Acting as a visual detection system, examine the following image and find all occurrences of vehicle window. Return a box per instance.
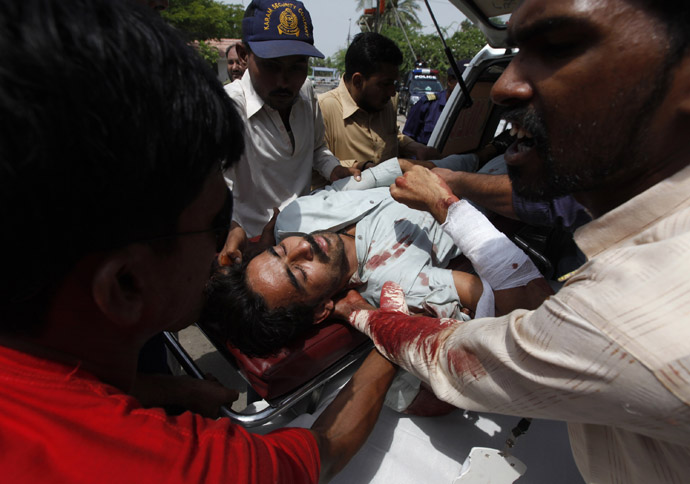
[410,79,443,92]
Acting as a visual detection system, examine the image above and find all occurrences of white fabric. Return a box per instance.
[223,71,340,237]
[355,163,690,483]
[328,156,401,191]
[474,277,495,319]
[442,199,542,290]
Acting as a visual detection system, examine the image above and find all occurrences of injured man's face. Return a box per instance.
[246,230,354,310]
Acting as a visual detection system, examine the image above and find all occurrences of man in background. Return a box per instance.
[403,60,469,146]
[316,32,440,189]
[225,41,246,82]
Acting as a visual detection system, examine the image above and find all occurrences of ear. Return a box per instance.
[91,250,146,329]
[351,72,364,90]
[678,62,690,115]
[312,299,335,325]
[236,42,249,64]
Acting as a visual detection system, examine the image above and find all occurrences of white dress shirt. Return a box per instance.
[224,71,340,237]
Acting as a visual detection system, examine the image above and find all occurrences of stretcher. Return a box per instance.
[164,318,372,427]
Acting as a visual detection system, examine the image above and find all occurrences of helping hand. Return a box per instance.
[330,164,361,182]
[218,223,246,266]
[332,289,375,321]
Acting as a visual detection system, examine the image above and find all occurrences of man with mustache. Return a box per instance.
[202,159,546,358]
[314,32,441,189]
[342,1,690,482]
[0,0,400,482]
[225,41,246,83]
[203,160,547,412]
[220,0,357,266]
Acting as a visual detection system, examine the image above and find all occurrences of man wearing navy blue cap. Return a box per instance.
[219,0,358,266]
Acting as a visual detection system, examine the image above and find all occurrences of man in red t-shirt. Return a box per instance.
[0,0,395,483]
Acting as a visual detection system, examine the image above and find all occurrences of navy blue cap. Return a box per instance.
[242,0,324,59]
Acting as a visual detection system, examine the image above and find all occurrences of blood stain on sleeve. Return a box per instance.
[447,347,487,380]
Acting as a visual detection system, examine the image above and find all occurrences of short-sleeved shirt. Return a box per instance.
[402,90,448,145]
[224,71,340,237]
[0,344,320,484]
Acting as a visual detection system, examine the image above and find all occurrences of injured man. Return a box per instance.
[201,159,546,412]
[202,159,545,357]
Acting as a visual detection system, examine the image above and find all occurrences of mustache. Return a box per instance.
[269,88,294,97]
[503,106,548,143]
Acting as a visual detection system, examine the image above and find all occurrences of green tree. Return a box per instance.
[162,0,243,41]
[356,0,422,33]
[446,20,487,62]
[197,40,221,69]
[380,19,486,79]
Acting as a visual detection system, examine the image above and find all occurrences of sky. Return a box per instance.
[221,0,469,59]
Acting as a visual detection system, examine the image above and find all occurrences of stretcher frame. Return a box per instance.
[163,327,373,427]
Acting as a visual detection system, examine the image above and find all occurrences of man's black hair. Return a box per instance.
[344,32,403,82]
[225,41,240,57]
[0,0,244,333]
[200,262,316,358]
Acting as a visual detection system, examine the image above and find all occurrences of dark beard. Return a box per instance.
[505,63,670,203]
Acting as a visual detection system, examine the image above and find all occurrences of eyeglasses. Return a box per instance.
[142,188,233,253]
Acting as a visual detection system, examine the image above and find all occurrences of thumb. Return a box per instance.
[379,281,409,314]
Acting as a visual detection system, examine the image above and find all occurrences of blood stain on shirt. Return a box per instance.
[366,251,392,269]
[419,272,430,286]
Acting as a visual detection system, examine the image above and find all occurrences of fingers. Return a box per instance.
[379,281,409,314]
[259,207,279,244]
[333,289,374,320]
[218,248,242,266]
[347,282,409,336]
[218,225,247,266]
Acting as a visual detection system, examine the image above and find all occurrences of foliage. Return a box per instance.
[445,20,488,64]
[380,19,486,80]
[351,1,487,82]
[162,0,244,41]
[197,40,221,69]
[356,0,421,33]
[310,51,347,79]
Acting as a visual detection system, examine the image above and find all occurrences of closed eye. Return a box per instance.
[268,245,304,293]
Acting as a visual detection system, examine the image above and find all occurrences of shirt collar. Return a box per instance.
[241,70,307,119]
[337,77,361,120]
[575,163,690,259]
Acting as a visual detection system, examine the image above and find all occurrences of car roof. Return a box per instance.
[448,0,517,47]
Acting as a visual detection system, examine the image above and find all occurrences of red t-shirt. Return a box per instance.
[0,345,320,483]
